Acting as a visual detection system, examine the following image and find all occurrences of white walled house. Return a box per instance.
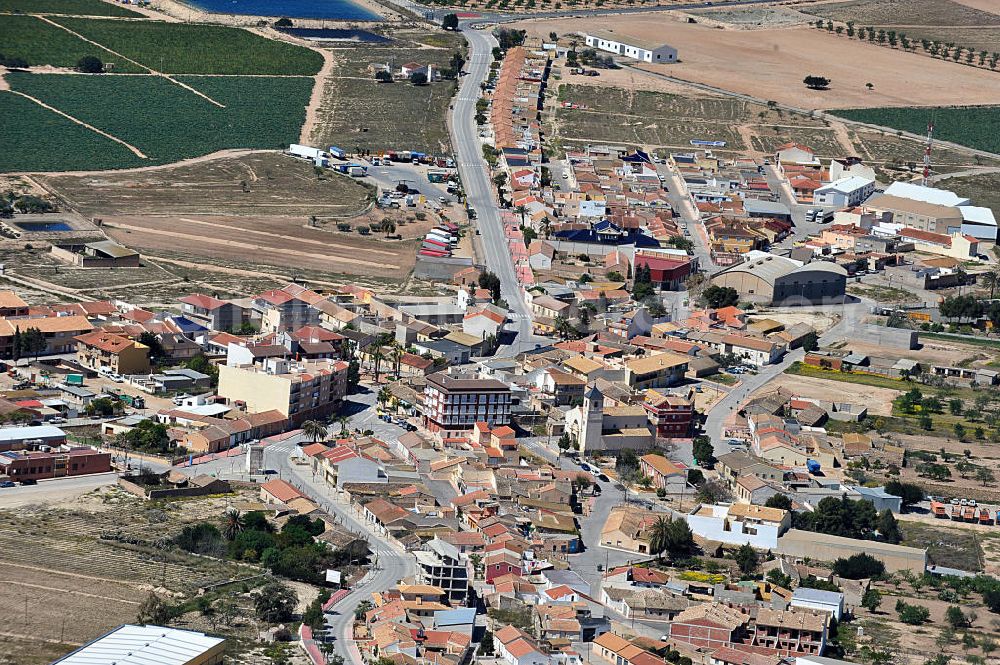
[814,176,876,208]
[685,503,791,550]
[584,30,677,63]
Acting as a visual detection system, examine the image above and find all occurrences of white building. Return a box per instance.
[54,624,225,665]
[959,205,998,244]
[791,587,845,620]
[583,30,677,64]
[685,503,791,549]
[813,175,876,208]
[883,181,970,207]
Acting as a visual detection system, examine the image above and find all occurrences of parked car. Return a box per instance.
[598,473,610,483]
[20,478,36,486]
[0,481,15,488]
[580,463,591,472]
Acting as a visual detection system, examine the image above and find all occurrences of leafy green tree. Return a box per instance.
[138,331,166,361]
[897,601,931,625]
[174,522,225,556]
[833,553,885,579]
[801,331,819,352]
[255,582,297,623]
[409,71,428,85]
[945,605,969,628]
[877,509,903,544]
[734,543,759,576]
[692,435,715,468]
[77,55,103,73]
[302,420,328,443]
[701,285,739,308]
[137,592,173,624]
[441,12,459,29]
[765,493,792,511]
[862,588,883,613]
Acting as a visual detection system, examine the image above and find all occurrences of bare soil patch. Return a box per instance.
[761,373,899,415]
[515,16,1000,109]
[38,152,372,217]
[103,214,417,277]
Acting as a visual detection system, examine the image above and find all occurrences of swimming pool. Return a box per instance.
[184,0,381,21]
[14,221,73,232]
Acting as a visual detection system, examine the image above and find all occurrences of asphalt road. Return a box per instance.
[452,26,546,358]
[0,471,118,508]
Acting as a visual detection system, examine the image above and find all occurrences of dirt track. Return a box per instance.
[516,16,1000,109]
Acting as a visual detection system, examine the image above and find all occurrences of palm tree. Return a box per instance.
[390,343,404,379]
[648,516,672,559]
[369,344,385,384]
[302,420,328,443]
[982,267,1000,299]
[515,205,528,226]
[377,386,393,411]
[337,416,350,436]
[221,508,245,541]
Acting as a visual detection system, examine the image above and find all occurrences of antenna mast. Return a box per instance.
[922,121,934,186]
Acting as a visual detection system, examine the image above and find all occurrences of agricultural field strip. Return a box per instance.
[5,90,147,158]
[5,74,313,168]
[36,15,225,108]
[0,0,144,16]
[0,15,145,72]
[106,221,404,270]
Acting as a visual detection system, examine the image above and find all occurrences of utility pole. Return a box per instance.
[921,121,934,187]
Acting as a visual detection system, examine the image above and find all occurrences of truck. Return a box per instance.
[419,249,449,258]
[347,165,367,177]
[427,170,448,183]
[427,231,456,244]
[289,144,324,160]
[328,146,346,160]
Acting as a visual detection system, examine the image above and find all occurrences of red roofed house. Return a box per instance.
[261,478,303,505]
[75,330,150,375]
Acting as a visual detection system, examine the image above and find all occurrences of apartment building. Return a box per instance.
[643,389,694,437]
[624,352,689,390]
[179,293,245,331]
[748,608,828,655]
[251,284,324,333]
[217,356,348,426]
[422,371,512,441]
[415,538,471,604]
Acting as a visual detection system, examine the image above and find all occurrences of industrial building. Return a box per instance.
[583,30,677,63]
[52,624,225,665]
[710,253,847,305]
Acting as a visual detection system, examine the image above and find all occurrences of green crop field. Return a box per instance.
[51,17,324,75]
[0,90,144,172]
[0,14,144,71]
[831,106,1000,154]
[4,73,311,168]
[0,0,142,16]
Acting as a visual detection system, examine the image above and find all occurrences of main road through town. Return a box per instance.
[451,26,545,358]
